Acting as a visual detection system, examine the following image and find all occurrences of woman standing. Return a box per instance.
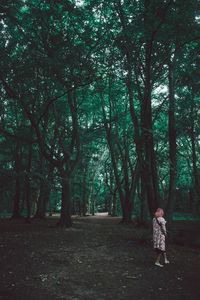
[153,208,170,267]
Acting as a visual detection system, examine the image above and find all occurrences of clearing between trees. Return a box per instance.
[0,214,200,300]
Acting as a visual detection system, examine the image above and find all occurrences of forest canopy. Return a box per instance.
[0,0,200,226]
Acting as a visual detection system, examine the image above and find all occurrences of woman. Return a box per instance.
[153,208,170,267]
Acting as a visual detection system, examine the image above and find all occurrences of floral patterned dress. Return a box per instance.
[153,217,167,252]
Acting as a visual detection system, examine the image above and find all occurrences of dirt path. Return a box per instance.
[0,215,200,300]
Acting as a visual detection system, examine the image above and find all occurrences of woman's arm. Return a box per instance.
[158,217,167,236]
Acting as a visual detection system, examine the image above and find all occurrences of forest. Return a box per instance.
[1,1,200,300]
[0,0,200,226]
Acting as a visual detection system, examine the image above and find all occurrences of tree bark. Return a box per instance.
[111,189,117,217]
[166,59,177,219]
[57,173,72,227]
[25,139,33,223]
[141,42,159,214]
[190,95,200,214]
[34,181,51,218]
[141,0,159,214]
[34,159,54,219]
[116,0,158,217]
[12,142,23,218]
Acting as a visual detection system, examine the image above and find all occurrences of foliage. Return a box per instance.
[0,0,200,223]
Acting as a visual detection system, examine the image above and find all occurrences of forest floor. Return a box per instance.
[0,214,200,300]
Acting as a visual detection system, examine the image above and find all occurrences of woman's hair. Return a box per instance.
[154,208,164,218]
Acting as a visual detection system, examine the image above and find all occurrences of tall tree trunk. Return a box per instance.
[57,172,72,227]
[12,176,21,218]
[166,59,177,219]
[141,40,159,214]
[25,140,32,222]
[34,161,54,218]
[122,198,133,223]
[190,95,200,214]
[141,0,159,214]
[34,181,51,218]
[101,101,125,210]
[116,0,146,219]
[117,0,158,217]
[138,178,148,223]
[82,166,88,216]
[12,142,23,218]
[111,189,117,217]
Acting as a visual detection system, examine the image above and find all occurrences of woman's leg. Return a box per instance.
[163,252,170,264]
[155,250,164,267]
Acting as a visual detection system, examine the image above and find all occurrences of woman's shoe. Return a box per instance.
[155,262,164,267]
[164,260,170,264]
